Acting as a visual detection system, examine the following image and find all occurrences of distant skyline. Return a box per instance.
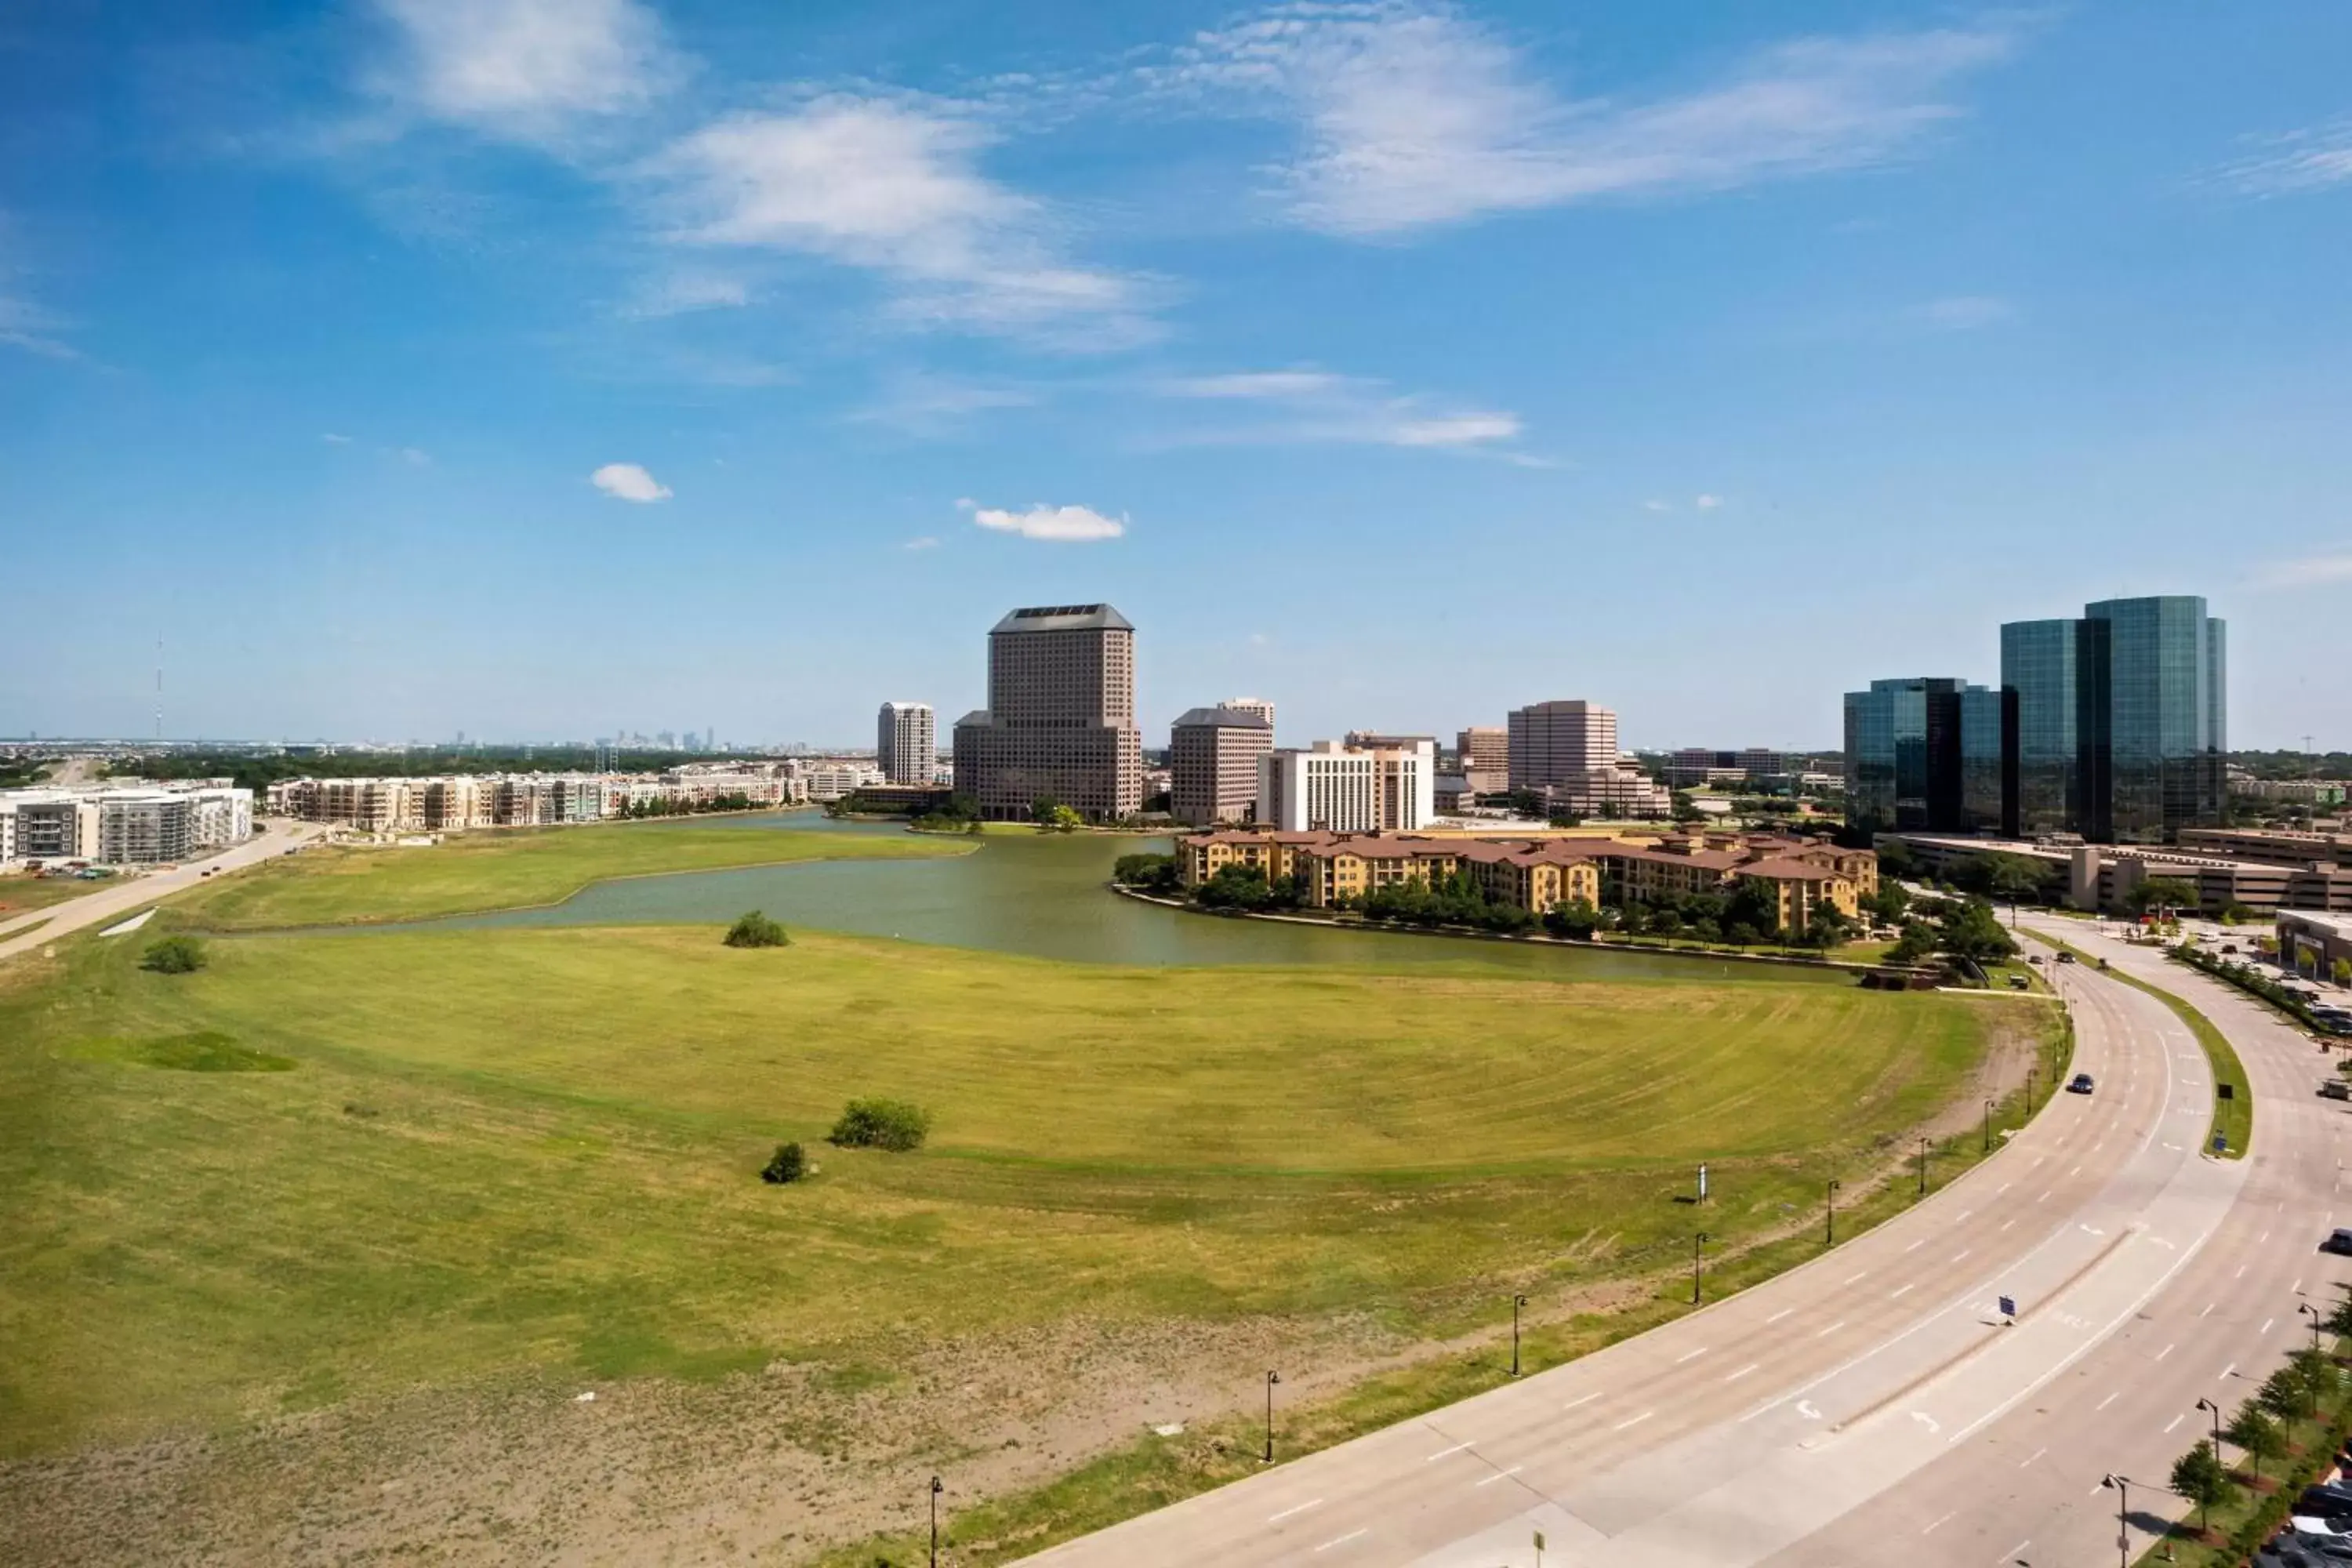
[3,2,2349,750]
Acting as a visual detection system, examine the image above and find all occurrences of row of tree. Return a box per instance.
[617,790,757,818]
[2167,1305,2352,1550]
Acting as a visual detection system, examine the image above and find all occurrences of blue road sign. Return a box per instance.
[2212,1132,2229,1152]
[1998,1295,2016,1318]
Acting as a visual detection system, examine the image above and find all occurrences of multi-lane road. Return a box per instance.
[1029,921,2347,1567]
[0,821,325,966]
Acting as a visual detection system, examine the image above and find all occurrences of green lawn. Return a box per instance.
[170,815,967,930]
[0,873,117,920]
[0,919,1993,1460]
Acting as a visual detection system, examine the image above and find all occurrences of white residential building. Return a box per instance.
[0,780,252,867]
[877,702,938,786]
[1258,739,1435,833]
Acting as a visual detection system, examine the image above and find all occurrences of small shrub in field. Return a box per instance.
[760,1142,807,1183]
[828,1097,931,1152]
[141,935,208,974]
[723,911,790,949]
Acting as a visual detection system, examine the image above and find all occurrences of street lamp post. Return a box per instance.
[1264,1370,1280,1463]
[2102,1473,2131,1568]
[929,1475,943,1568]
[1824,1179,1842,1247]
[1692,1232,1709,1306]
[1512,1294,1529,1377]
[1916,1137,1930,1198]
[1983,1097,1995,1154]
[2027,1063,2036,1113]
[2303,1301,2324,1357]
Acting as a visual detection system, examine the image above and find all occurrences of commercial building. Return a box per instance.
[1842,677,2009,837]
[1457,726,1508,775]
[875,702,937,786]
[1258,739,1435,833]
[0,780,253,868]
[1169,706,1274,826]
[1885,831,2352,917]
[2001,595,2227,843]
[1544,768,1672,821]
[952,604,1144,822]
[2278,910,2352,980]
[1222,697,1276,733]
[1507,700,1618,791]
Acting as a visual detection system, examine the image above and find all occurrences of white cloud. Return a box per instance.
[1387,410,1520,447]
[1151,5,2013,236]
[2217,119,2352,196]
[0,292,77,360]
[2248,550,2352,591]
[1149,365,1526,455]
[969,501,1127,542]
[851,371,1038,434]
[648,96,1156,347]
[321,432,354,444]
[395,446,432,466]
[902,535,941,551]
[373,0,678,146]
[1642,499,1671,513]
[590,461,671,502]
[1694,493,1722,510]
[1163,369,1347,398]
[623,270,751,318]
[1920,294,2013,330]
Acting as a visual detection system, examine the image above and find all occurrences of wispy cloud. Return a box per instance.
[1147,4,2014,237]
[0,278,78,361]
[590,461,671,501]
[646,96,1160,349]
[394,446,433,466]
[1161,369,1348,398]
[1694,493,1722,510]
[1919,294,2013,330]
[369,0,681,149]
[621,270,752,319]
[1149,365,1528,456]
[2216,118,2352,197]
[2248,549,2352,592]
[321,432,354,444]
[960,497,1127,542]
[850,370,1040,435]
[902,535,941,551]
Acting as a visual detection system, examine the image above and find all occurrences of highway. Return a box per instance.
[0,820,325,967]
[1027,921,2345,1567]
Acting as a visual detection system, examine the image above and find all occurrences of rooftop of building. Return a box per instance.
[2278,909,2352,938]
[989,603,1133,635]
[1171,706,1272,731]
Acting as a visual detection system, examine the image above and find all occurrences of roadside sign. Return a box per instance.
[2212,1133,2229,1152]
[1698,1163,1708,1202]
[1998,1295,2016,1319]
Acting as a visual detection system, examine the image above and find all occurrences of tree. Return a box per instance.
[1868,881,1912,926]
[1670,790,1706,825]
[1935,897,2018,965]
[760,1142,807,1184]
[2131,876,2202,917]
[1981,853,2049,915]
[2225,1405,2285,1479]
[828,1098,931,1152]
[1723,880,1786,944]
[1544,899,1601,940]
[2335,956,2352,989]
[1887,920,1939,966]
[1506,788,1547,818]
[1195,864,1274,910]
[1113,852,1180,894]
[1874,838,1919,880]
[1801,902,1856,950]
[2169,1439,2231,1534]
[2327,1290,2352,1340]
[2288,1346,2339,1417]
[141,935,208,974]
[2256,1363,2310,1423]
[724,910,790,948]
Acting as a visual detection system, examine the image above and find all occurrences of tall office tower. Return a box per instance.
[1457,726,1508,775]
[1223,696,1276,735]
[953,604,1142,822]
[2001,595,2226,844]
[876,702,937,785]
[1257,739,1434,832]
[1505,700,1619,793]
[1170,706,1274,826]
[1842,677,2009,837]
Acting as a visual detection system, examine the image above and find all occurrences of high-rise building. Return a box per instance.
[1258,739,1434,833]
[876,702,937,786]
[952,604,1142,822]
[1170,706,1274,826]
[1843,677,2009,837]
[1223,697,1276,734]
[1457,726,1508,774]
[2000,595,2226,843]
[1506,701,1618,792]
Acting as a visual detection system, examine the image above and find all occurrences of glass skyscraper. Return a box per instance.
[1844,677,2004,836]
[1998,595,2225,844]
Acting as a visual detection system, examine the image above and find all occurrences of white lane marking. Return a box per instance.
[1958,1210,1974,1221]
[1423,1443,1472,1462]
[1816,1319,1849,1338]
[1612,1411,1654,1432]
[1892,1283,1916,1299]
[2020,1446,2046,1468]
[2037,1189,2053,1203]
[1999,1218,2016,1232]
[2201,1303,2214,1318]
[2156,1343,2175,1362]
[2262,1318,2275,1336]
[1766,1308,1795,1324]
[2070,1163,2083,1176]
[1726,1363,1759,1382]
[2262,1231,2272,1244]
[1843,1271,1869,1285]
[1796,1399,1823,1421]
[2095,1391,2120,1410]
[1314,1527,1368,1552]
[1951,1249,1972,1262]
[2294,1279,2303,1294]
[2003,1540,2032,1563]
[1922,1510,1957,1535]
[1562,1392,1602,1411]
[2236,1265,2248,1279]
[2165,1413,2185,1433]
[1270,1498,1324,1523]
[1676,1347,1709,1364]
[1473,1465,1523,1488]
[1911,1410,1942,1435]
[1997,1182,2013,1194]
[2220,1362,2236,1381]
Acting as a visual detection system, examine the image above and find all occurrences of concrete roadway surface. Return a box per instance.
[0,820,325,967]
[1026,925,2346,1568]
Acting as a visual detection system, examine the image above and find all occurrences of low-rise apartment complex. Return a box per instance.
[0,780,254,868]
[267,764,807,833]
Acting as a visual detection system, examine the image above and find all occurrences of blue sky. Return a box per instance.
[3,2,2348,751]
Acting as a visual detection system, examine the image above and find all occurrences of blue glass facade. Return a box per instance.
[2000,619,2077,837]
[1843,677,2000,835]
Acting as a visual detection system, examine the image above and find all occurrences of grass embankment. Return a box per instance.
[170,816,969,930]
[0,920,1994,1464]
[2035,934,2251,1158]
[0,873,114,919]
[819,996,2071,1568]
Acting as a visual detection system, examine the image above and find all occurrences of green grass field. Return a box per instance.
[170,815,968,930]
[0,873,115,920]
[0,910,1994,1460]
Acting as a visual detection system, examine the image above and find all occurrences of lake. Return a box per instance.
[372,811,1849,982]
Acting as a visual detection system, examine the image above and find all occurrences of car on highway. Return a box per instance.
[2055,950,2076,964]
[2323,1229,2352,1257]
[2067,1072,2095,1094]
[2325,1080,2350,1102]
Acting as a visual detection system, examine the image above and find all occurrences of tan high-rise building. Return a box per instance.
[1222,696,1276,734]
[953,604,1142,822]
[1507,700,1620,792]
[876,702,936,785]
[1170,706,1273,826]
[1457,726,1508,773]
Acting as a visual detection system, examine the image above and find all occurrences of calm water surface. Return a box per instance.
[390,811,1843,981]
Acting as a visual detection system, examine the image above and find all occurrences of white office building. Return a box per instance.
[0,780,253,868]
[1258,739,1435,833]
[877,702,938,786]
[1222,696,1276,735]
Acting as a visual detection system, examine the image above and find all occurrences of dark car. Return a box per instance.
[2304,1484,2352,1513]
[2067,1073,2095,1094]
[2056,951,2077,964]
[2322,1229,2352,1257]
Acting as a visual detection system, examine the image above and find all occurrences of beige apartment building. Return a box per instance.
[953,604,1143,822]
[1170,706,1273,826]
